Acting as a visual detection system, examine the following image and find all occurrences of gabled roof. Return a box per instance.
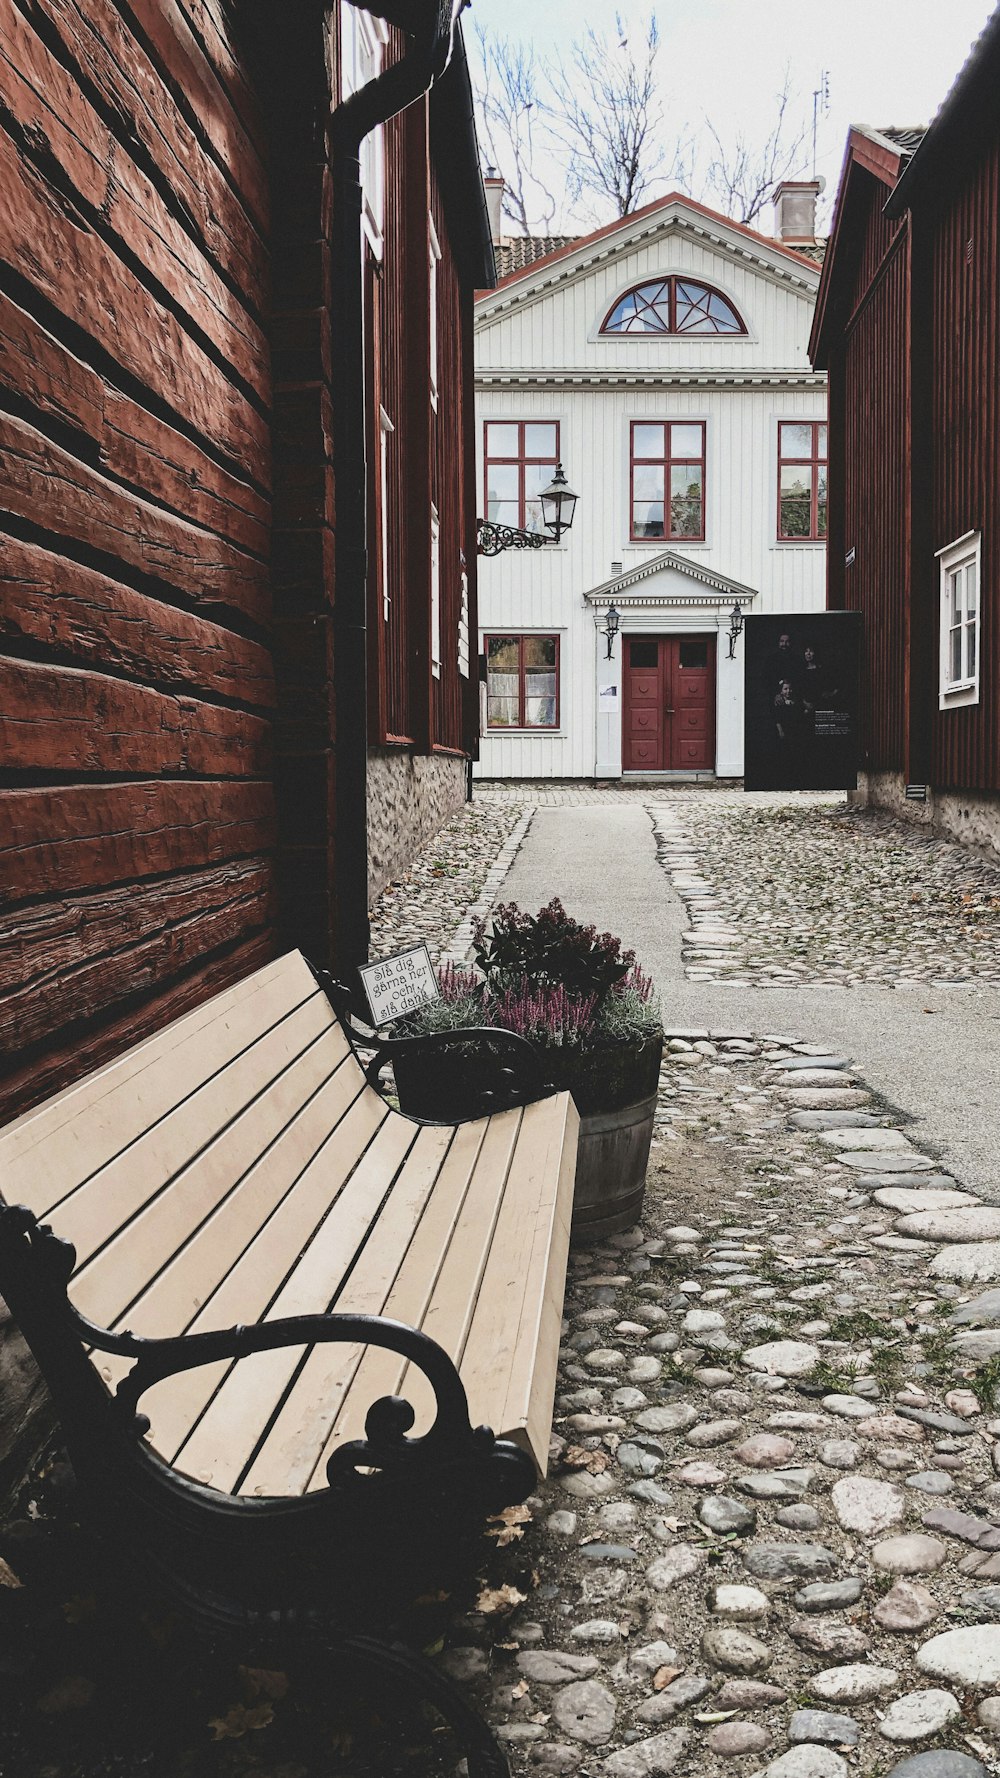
[583,548,759,607]
[477,189,823,310]
[886,4,1000,218]
[808,125,923,367]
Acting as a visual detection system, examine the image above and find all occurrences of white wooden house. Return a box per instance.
[474,186,828,780]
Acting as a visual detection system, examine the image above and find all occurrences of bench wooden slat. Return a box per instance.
[304,1116,491,1486]
[169,1108,418,1490]
[484,1094,577,1474]
[50,996,346,1271]
[70,1023,358,1331]
[240,1118,463,1496]
[311,1107,523,1468]
[398,1095,576,1476]
[0,952,320,1210]
[129,1087,392,1469]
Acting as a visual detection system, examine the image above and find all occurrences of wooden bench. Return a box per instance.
[0,949,578,1776]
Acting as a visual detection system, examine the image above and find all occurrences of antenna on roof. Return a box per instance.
[812,70,830,178]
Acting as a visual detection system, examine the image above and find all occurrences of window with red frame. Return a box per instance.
[777,422,828,540]
[630,421,706,542]
[484,421,560,534]
[485,634,559,729]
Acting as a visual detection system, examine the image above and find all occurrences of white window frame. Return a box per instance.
[430,505,441,680]
[378,406,394,624]
[429,213,442,411]
[937,529,981,709]
[340,5,388,258]
[458,562,470,677]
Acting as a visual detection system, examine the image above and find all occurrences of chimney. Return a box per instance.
[773,178,824,244]
[483,166,505,247]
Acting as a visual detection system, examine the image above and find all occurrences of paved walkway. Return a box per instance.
[497,791,1000,1200]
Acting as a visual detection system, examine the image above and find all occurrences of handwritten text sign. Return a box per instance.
[359,944,440,1026]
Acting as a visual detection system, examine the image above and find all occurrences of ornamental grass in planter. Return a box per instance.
[393,900,664,1239]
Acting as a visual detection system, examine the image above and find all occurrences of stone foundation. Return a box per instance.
[853,771,1000,864]
[367,749,468,904]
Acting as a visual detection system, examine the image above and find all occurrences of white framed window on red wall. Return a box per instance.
[484,422,560,534]
[630,421,706,542]
[485,634,560,730]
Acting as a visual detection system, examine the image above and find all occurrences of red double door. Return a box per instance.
[623,634,716,772]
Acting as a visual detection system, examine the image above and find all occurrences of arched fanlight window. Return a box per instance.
[601,277,746,336]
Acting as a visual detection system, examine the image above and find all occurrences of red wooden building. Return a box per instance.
[810,8,1000,857]
[0,1,492,1122]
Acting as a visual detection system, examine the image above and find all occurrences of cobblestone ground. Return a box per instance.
[369,798,528,964]
[444,1036,1000,1778]
[480,783,1000,989]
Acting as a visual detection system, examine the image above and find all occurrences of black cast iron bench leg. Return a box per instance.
[338,1635,510,1778]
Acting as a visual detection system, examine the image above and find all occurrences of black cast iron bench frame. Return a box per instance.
[0,968,564,1778]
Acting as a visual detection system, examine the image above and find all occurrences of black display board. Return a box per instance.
[744,612,862,791]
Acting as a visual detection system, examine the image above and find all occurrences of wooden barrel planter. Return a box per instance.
[540,1036,663,1243]
[392,1034,663,1244]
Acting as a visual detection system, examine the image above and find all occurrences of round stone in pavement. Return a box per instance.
[881,1756,988,1778]
[701,1625,772,1673]
[872,1534,946,1573]
[977,1696,1000,1734]
[753,1749,848,1777]
[550,1678,617,1745]
[742,1340,821,1377]
[788,1710,859,1746]
[878,1689,960,1742]
[706,1720,771,1756]
[809,1663,898,1703]
[916,1624,1000,1687]
[873,1579,940,1633]
[596,1727,690,1776]
[831,1473,905,1533]
[699,1494,756,1534]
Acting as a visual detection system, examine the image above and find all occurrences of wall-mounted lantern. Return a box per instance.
[600,602,621,660]
[539,463,578,543]
[727,600,745,659]
[478,462,579,555]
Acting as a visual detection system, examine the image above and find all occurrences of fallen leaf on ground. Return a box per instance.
[511,1679,529,1699]
[476,1584,527,1615]
[653,1666,682,1691]
[529,1711,550,1725]
[0,1558,22,1589]
[241,1666,289,1701]
[486,1504,532,1545]
[209,1702,275,1740]
[560,1445,611,1474]
[695,1709,739,1723]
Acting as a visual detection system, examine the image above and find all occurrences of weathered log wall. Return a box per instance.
[0,0,277,1120]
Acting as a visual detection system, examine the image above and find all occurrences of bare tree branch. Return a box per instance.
[472,24,558,235]
[545,11,689,221]
[703,71,810,225]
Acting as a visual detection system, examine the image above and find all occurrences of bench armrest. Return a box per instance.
[306,960,550,1114]
[107,1307,531,1491]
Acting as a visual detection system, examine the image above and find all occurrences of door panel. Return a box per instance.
[622,634,716,771]
[623,638,663,770]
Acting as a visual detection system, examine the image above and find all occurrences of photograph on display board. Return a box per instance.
[744,612,862,792]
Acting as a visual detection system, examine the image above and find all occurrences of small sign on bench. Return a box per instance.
[359,944,440,1027]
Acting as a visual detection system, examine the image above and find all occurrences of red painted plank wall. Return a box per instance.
[929,135,1000,792]
[0,0,277,1119]
[839,214,911,774]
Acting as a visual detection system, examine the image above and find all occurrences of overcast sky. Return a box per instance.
[467,0,995,234]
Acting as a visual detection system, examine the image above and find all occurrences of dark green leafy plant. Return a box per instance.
[471,898,635,1005]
